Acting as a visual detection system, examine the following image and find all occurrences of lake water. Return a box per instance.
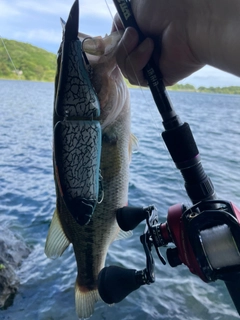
[0,79,240,319]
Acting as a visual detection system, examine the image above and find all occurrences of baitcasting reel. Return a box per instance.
[105,0,240,314]
[98,200,240,304]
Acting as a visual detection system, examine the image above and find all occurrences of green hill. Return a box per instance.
[0,38,56,82]
[125,78,240,95]
[1,38,240,95]
[168,83,240,95]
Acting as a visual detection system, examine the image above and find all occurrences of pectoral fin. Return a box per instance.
[128,133,138,162]
[45,208,70,259]
[115,229,133,241]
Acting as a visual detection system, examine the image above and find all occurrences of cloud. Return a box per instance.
[17,0,72,16]
[81,0,117,18]
[1,0,115,51]
[0,1,21,18]
[14,29,61,44]
[0,0,117,18]
[180,66,240,87]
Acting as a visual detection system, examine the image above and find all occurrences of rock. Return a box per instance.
[0,226,30,309]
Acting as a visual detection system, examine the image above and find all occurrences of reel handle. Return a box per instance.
[98,266,146,304]
[116,206,154,231]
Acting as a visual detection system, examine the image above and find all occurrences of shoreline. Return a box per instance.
[1,78,240,95]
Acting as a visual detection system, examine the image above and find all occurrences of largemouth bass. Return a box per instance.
[45,0,135,318]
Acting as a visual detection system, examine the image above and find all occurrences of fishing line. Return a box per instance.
[0,35,20,76]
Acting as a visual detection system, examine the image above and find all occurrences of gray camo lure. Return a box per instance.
[53,0,102,226]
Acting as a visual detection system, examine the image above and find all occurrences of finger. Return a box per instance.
[116,27,139,69]
[116,28,154,86]
[115,27,139,80]
[127,38,155,86]
[111,13,124,32]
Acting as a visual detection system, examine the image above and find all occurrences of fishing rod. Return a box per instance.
[98,0,240,315]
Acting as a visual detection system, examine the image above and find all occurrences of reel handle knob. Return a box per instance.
[98,266,145,304]
[116,206,153,231]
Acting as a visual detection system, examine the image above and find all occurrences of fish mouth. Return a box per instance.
[78,31,123,57]
[78,31,123,81]
[59,12,123,86]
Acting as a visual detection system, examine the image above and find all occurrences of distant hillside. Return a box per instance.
[126,80,240,95]
[1,38,240,95]
[0,38,56,82]
[168,83,240,95]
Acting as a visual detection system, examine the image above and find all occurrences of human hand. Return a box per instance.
[113,0,240,86]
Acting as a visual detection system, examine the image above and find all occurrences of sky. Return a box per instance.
[1,0,240,88]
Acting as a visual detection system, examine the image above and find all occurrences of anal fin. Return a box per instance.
[45,208,70,259]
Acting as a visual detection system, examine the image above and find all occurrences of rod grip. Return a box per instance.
[162,122,216,202]
[162,122,198,163]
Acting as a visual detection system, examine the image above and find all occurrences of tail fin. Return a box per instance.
[75,280,101,319]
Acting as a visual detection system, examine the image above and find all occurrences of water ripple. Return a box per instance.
[1,81,240,319]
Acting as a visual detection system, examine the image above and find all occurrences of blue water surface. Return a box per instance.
[0,79,240,320]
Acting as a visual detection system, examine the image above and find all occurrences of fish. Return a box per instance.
[45,0,135,318]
